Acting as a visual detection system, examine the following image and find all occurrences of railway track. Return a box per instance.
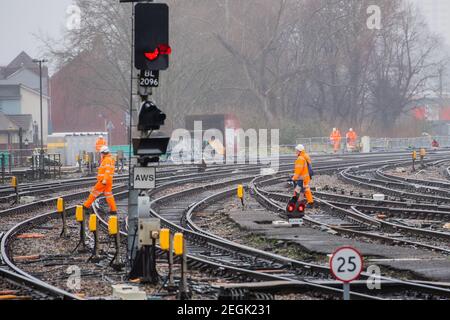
[0,163,296,300]
[1,152,449,300]
[144,155,450,299]
[253,165,450,253]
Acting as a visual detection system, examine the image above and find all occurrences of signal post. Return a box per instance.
[119,0,171,274]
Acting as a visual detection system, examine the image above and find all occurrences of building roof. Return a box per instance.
[7,114,32,130]
[0,112,19,132]
[0,51,48,79]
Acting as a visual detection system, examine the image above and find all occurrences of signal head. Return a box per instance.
[297,202,306,213]
[287,203,295,212]
[138,100,166,131]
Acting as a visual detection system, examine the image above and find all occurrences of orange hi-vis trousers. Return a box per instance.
[294,176,314,204]
[332,140,341,152]
[83,181,117,212]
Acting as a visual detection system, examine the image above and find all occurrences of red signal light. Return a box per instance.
[158,44,172,55]
[145,48,159,61]
[145,44,172,61]
[287,204,295,212]
[298,203,306,213]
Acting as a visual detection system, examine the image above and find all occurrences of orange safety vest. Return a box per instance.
[96,138,107,152]
[209,139,225,156]
[97,154,115,183]
[293,154,309,181]
[330,131,341,142]
[346,131,357,142]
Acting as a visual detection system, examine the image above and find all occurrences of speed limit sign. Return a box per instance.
[330,246,363,282]
[330,247,363,300]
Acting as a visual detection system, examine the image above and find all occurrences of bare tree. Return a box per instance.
[41,0,446,138]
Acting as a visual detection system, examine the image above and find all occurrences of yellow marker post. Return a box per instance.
[89,214,97,232]
[420,148,426,157]
[75,206,84,222]
[173,233,189,298]
[11,176,17,188]
[237,185,244,198]
[159,228,170,251]
[73,206,87,253]
[57,198,67,238]
[88,214,101,261]
[57,198,64,213]
[108,216,118,236]
[420,148,426,169]
[11,176,19,204]
[237,185,245,208]
[173,233,184,256]
[160,228,174,287]
[108,215,123,269]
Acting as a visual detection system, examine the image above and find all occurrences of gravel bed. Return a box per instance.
[384,164,450,182]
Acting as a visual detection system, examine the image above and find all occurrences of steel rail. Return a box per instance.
[250,177,450,298]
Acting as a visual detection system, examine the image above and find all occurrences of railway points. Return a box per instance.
[0,151,449,302]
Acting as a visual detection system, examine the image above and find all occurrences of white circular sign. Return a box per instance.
[330,247,363,283]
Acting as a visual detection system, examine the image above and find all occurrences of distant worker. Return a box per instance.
[346,128,358,152]
[432,139,439,150]
[330,128,342,153]
[95,135,107,164]
[83,146,117,215]
[96,135,107,153]
[292,144,314,207]
[208,136,225,157]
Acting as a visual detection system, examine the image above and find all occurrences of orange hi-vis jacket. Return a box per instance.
[209,139,225,156]
[346,131,357,142]
[95,138,107,153]
[330,130,341,143]
[293,153,310,182]
[98,154,115,184]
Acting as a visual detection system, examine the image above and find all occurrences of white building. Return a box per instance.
[0,52,50,146]
[0,84,49,145]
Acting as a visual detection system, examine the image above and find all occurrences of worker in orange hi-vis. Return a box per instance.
[83,146,117,215]
[346,128,358,152]
[330,128,342,153]
[292,144,314,207]
[208,136,225,156]
[95,135,107,164]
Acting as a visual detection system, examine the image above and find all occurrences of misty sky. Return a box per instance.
[0,0,73,65]
[0,0,450,67]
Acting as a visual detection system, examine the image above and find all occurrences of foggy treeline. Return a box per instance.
[44,0,447,142]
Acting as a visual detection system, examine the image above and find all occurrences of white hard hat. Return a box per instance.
[99,135,104,139]
[295,144,305,152]
[100,146,110,154]
[333,128,337,131]
[349,128,353,131]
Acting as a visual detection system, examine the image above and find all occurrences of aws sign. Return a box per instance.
[133,167,156,190]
